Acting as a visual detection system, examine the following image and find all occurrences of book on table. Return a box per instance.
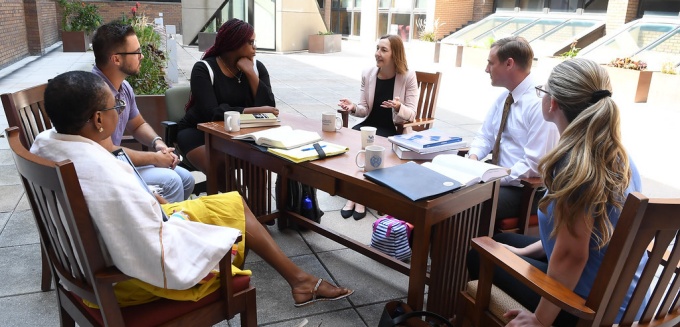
[239,113,281,128]
[421,154,510,187]
[363,161,463,202]
[388,129,467,154]
[392,144,460,160]
[232,125,322,149]
[268,141,349,163]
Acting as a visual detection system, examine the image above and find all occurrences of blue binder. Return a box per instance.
[363,161,462,202]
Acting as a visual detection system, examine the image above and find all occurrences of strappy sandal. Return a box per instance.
[292,278,354,307]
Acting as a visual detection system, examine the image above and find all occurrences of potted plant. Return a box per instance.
[308,31,341,54]
[198,22,218,52]
[604,57,652,103]
[121,3,169,96]
[649,61,679,105]
[58,0,102,52]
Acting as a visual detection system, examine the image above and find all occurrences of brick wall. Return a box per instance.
[472,0,494,22]
[93,1,182,34]
[434,0,474,40]
[606,0,640,34]
[0,0,181,70]
[0,0,30,67]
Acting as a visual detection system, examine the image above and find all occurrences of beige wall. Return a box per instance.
[276,0,327,52]
[181,0,224,45]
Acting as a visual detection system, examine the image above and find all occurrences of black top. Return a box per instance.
[178,56,276,130]
[361,75,397,137]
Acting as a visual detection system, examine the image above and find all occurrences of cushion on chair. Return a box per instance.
[74,275,250,327]
[466,280,529,325]
[497,214,539,231]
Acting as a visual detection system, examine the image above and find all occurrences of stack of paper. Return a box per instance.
[388,129,467,157]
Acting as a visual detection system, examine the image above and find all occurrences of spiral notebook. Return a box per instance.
[363,161,462,202]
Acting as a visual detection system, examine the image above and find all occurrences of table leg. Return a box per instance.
[205,134,218,195]
[407,219,432,311]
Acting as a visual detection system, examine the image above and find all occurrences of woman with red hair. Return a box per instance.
[177,18,279,174]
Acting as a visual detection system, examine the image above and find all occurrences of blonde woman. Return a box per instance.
[337,35,417,220]
[468,58,644,326]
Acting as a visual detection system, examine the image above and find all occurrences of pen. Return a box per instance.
[301,145,326,151]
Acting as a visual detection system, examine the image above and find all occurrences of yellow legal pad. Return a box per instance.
[267,141,349,163]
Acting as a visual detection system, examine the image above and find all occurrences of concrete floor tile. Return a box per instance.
[244,224,313,265]
[0,149,14,165]
[0,243,43,296]
[246,253,353,325]
[357,301,401,327]
[0,164,19,185]
[15,193,30,211]
[266,308,367,327]
[0,184,23,213]
[0,291,59,327]
[317,249,410,306]
[0,209,39,247]
[301,209,378,253]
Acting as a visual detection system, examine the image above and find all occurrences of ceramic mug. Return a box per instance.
[224,111,240,132]
[356,145,385,171]
[360,126,377,149]
[321,111,343,132]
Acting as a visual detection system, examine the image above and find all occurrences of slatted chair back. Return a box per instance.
[1,84,50,149]
[399,71,442,133]
[460,192,680,327]
[7,127,257,326]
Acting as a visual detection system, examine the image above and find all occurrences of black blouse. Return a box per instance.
[178,56,276,130]
[362,76,397,137]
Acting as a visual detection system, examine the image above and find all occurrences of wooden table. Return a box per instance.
[198,113,499,318]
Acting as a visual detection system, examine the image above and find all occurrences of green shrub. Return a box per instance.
[58,0,102,33]
[317,31,335,35]
[120,4,169,95]
[560,40,580,59]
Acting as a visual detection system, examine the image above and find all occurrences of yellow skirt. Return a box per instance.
[86,192,252,308]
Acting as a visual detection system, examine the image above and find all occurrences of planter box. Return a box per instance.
[198,32,217,52]
[62,31,90,52]
[648,72,680,105]
[604,66,653,103]
[308,34,341,54]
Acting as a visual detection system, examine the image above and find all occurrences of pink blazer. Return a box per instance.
[351,66,418,132]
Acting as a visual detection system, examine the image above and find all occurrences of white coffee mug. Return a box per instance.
[356,145,385,171]
[321,111,343,132]
[224,111,240,132]
[360,126,377,149]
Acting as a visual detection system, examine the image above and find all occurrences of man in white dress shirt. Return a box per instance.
[467,36,559,225]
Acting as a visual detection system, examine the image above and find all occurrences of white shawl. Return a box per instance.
[31,129,239,290]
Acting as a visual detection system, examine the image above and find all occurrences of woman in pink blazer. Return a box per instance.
[338,34,418,220]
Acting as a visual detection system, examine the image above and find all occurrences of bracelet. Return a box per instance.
[150,136,163,150]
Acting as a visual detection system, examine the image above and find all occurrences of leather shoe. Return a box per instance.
[353,209,367,220]
[340,208,354,219]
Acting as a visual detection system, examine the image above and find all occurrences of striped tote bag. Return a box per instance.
[370,216,413,261]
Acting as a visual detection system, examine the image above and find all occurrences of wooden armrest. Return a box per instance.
[94,266,133,284]
[337,109,349,128]
[218,235,244,298]
[519,177,543,190]
[472,236,596,319]
[397,118,436,128]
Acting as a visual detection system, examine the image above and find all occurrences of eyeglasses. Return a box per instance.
[247,39,256,47]
[116,51,143,57]
[101,98,126,114]
[535,85,551,98]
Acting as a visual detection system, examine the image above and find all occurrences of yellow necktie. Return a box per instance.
[491,93,513,165]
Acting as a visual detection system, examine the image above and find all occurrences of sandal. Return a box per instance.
[292,278,354,307]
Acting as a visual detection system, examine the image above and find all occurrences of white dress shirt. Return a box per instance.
[469,74,559,186]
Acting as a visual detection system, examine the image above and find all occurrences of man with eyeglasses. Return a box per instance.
[466,36,559,229]
[91,22,195,203]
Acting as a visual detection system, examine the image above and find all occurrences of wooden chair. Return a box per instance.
[338,71,442,134]
[161,85,206,195]
[2,83,52,291]
[458,192,680,327]
[7,127,257,327]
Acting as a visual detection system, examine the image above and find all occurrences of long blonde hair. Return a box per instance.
[538,58,630,249]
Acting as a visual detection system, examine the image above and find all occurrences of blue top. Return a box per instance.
[538,158,643,318]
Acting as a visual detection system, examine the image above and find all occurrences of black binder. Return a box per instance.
[363,161,462,202]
